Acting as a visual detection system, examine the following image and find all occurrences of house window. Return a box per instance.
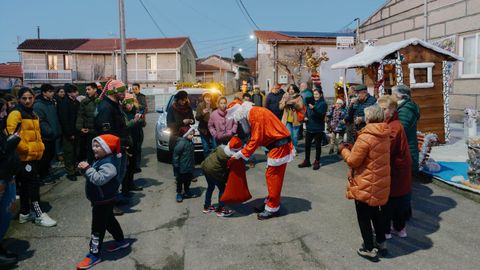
[64,55,72,70]
[48,55,58,70]
[408,62,434,88]
[459,33,480,77]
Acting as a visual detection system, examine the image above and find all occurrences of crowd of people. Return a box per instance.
[0,78,422,268]
[0,80,148,268]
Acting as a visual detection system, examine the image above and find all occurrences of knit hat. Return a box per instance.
[123,93,135,104]
[179,126,196,138]
[336,99,344,105]
[92,134,121,158]
[105,80,126,95]
[223,136,243,157]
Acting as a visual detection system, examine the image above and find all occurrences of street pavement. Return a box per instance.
[4,113,480,270]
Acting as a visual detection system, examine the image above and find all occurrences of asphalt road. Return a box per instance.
[4,113,480,270]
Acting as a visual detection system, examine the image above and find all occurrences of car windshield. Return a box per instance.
[166,92,220,111]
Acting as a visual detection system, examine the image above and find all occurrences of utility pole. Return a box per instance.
[119,0,128,83]
[37,26,40,39]
[355,18,360,45]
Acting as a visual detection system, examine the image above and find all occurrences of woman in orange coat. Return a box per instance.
[339,105,390,262]
[377,95,412,239]
[228,102,295,220]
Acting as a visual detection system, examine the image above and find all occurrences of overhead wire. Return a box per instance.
[144,0,188,36]
[137,0,167,37]
[177,0,238,32]
[236,0,260,30]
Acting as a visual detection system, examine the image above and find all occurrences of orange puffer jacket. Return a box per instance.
[341,122,391,206]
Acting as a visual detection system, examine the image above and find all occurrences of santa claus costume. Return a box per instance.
[228,102,295,220]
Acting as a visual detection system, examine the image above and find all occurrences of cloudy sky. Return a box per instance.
[0,0,385,62]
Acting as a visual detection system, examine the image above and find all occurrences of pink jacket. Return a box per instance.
[208,109,237,141]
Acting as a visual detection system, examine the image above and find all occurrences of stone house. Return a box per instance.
[196,55,249,94]
[0,62,22,90]
[359,0,480,122]
[17,37,197,89]
[254,30,360,97]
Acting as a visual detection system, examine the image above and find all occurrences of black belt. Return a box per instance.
[266,137,291,150]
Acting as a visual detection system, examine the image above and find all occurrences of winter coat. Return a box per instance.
[125,107,144,151]
[387,112,412,197]
[305,98,328,133]
[252,91,265,107]
[341,122,391,206]
[172,137,195,175]
[208,109,237,142]
[397,99,420,174]
[135,92,148,114]
[265,89,285,120]
[58,96,80,138]
[279,93,304,127]
[6,105,45,161]
[0,127,21,179]
[300,89,314,105]
[95,97,129,149]
[84,154,120,205]
[195,101,213,137]
[200,146,230,183]
[327,106,347,133]
[166,101,195,151]
[75,96,97,135]
[346,94,377,130]
[33,95,62,141]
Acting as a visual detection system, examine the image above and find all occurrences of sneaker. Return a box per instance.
[312,160,321,170]
[392,227,407,238]
[34,213,57,227]
[19,212,35,224]
[257,209,279,220]
[113,207,124,216]
[374,241,388,256]
[298,160,311,168]
[76,253,101,269]
[385,233,392,240]
[357,247,379,262]
[183,191,197,198]
[191,178,198,182]
[202,205,216,214]
[176,193,183,203]
[216,207,234,217]
[106,240,130,252]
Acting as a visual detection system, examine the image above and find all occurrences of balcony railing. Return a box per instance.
[23,70,73,81]
[116,68,177,82]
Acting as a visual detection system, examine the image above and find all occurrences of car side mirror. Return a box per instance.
[156,107,164,113]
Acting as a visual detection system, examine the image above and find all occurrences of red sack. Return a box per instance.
[220,158,252,204]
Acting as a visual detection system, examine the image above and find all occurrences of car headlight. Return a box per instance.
[162,128,171,135]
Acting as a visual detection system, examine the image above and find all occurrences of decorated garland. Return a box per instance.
[418,132,439,171]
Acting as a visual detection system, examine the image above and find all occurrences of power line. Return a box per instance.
[137,0,167,37]
[194,34,248,44]
[236,0,260,30]
[177,0,238,32]
[145,0,187,36]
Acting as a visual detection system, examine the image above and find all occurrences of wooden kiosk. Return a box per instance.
[331,38,462,143]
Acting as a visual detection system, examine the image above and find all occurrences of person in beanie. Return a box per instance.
[200,137,243,217]
[339,105,390,262]
[7,87,56,227]
[326,98,347,154]
[173,126,197,202]
[76,83,99,163]
[33,83,62,184]
[58,83,80,181]
[76,134,129,269]
[392,84,420,175]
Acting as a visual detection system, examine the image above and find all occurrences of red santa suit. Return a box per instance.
[229,102,295,213]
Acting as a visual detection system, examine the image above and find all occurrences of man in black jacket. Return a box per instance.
[58,83,80,181]
[76,83,98,163]
[265,83,285,120]
[132,83,146,172]
[33,84,62,183]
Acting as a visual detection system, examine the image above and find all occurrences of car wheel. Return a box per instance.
[157,148,172,163]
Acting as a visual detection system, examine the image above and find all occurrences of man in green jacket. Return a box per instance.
[393,85,420,174]
[76,83,98,163]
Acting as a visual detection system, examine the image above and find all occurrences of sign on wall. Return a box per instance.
[336,36,355,49]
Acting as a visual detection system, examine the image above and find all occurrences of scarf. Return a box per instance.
[172,100,191,116]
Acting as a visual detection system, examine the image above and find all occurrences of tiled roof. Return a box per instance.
[18,37,190,52]
[17,39,89,51]
[255,31,354,43]
[196,63,219,72]
[0,62,22,78]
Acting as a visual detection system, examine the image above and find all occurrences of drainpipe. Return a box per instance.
[424,0,428,41]
[273,41,278,84]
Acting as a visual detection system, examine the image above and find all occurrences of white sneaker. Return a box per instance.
[19,212,35,224]
[34,213,57,227]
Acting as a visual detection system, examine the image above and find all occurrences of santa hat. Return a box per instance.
[97,79,126,102]
[223,136,243,157]
[336,99,344,105]
[227,101,253,122]
[92,134,121,158]
[123,93,135,104]
[179,126,196,138]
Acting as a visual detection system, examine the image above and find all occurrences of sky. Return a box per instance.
[0,0,385,63]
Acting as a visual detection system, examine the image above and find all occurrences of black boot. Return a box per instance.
[0,246,18,268]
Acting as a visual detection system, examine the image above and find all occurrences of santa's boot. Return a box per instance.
[257,210,279,220]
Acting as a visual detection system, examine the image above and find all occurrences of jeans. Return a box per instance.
[203,174,225,209]
[355,200,386,251]
[200,134,217,158]
[305,131,324,162]
[90,203,124,256]
[285,122,299,149]
[0,178,16,241]
[176,173,192,194]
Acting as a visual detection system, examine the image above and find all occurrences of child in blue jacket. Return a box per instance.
[76,134,129,269]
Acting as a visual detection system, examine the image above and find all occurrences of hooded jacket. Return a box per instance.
[200,146,230,183]
[33,94,62,141]
[172,136,195,175]
[397,99,420,173]
[341,122,391,206]
[95,97,129,149]
[84,154,120,205]
[386,112,412,197]
[208,108,237,142]
[75,95,97,135]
